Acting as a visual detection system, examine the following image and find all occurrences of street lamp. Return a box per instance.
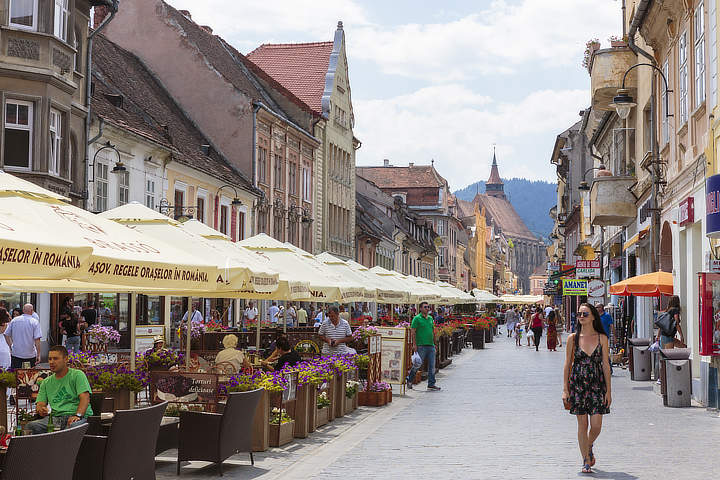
[578,164,608,191]
[610,63,672,121]
[89,141,125,184]
[216,184,243,207]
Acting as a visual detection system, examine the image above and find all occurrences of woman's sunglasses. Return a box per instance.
[577,311,591,317]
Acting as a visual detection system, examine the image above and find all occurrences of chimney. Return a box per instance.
[178,9,192,20]
[93,5,111,27]
[201,25,213,34]
[408,162,414,167]
[383,159,390,167]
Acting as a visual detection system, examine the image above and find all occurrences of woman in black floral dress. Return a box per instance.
[562,303,611,474]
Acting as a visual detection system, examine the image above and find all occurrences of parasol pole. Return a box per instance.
[186,297,193,370]
[129,292,137,408]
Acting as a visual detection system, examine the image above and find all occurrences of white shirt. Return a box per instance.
[318,318,352,355]
[268,305,280,323]
[182,310,203,323]
[5,314,42,359]
[0,333,10,369]
[243,307,258,320]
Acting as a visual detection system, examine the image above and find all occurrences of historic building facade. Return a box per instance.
[248,22,359,259]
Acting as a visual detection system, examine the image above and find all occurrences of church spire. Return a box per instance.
[486,146,505,198]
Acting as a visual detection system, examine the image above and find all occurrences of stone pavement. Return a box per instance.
[158,329,720,479]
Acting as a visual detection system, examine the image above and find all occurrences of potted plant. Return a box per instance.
[345,380,359,414]
[176,320,205,350]
[358,381,390,407]
[316,390,331,427]
[471,318,487,349]
[86,325,121,353]
[141,348,183,371]
[91,365,147,411]
[268,407,294,447]
[355,354,369,380]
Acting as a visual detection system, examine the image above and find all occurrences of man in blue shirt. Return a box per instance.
[597,303,613,374]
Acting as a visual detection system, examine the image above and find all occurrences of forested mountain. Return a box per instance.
[454,178,556,241]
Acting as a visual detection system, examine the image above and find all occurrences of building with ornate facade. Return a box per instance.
[248,22,360,259]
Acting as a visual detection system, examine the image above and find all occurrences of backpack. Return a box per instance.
[654,311,677,337]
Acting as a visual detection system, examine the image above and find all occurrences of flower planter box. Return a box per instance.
[485,328,494,343]
[315,406,330,428]
[307,386,318,433]
[269,420,295,447]
[252,389,270,452]
[385,389,392,403]
[344,394,356,414]
[358,390,387,407]
[471,329,485,349]
[108,389,133,411]
[327,374,337,422]
[334,371,347,419]
[293,384,311,438]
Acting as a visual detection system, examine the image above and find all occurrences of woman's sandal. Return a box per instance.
[582,458,592,474]
[589,444,596,467]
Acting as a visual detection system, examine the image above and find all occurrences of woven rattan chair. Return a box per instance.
[177,389,262,476]
[1,423,88,480]
[74,401,167,480]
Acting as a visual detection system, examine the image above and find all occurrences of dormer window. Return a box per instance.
[10,0,38,31]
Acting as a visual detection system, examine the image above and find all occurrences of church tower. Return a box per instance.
[486,148,505,199]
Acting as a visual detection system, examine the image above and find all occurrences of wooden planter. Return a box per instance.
[252,389,270,452]
[307,386,318,433]
[484,328,494,343]
[334,371,347,419]
[327,374,337,422]
[344,393,356,414]
[358,390,387,407]
[471,329,485,349]
[108,389,133,411]
[386,388,392,403]
[293,384,311,439]
[315,406,330,428]
[269,420,295,447]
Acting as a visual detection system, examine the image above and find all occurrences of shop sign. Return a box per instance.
[576,260,600,278]
[562,279,588,296]
[679,197,694,226]
[135,325,164,337]
[609,258,622,269]
[709,259,720,273]
[587,279,605,297]
[706,174,720,238]
[548,262,560,272]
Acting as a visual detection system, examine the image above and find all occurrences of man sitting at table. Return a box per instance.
[214,334,251,372]
[27,345,93,434]
[262,337,301,371]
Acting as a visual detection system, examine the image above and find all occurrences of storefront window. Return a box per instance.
[169,296,187,347]
[137,295,163,325]
[0,293,36,313]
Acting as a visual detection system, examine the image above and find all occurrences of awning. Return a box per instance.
[623,226,650,251]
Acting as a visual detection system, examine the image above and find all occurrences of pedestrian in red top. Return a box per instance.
[530,309,544,351]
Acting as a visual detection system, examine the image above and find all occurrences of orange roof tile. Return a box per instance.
[248,42,334,115]
[474,194,538,241]
[356,165,445,189]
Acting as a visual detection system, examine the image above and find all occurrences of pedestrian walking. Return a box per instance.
[555,307,563,347]
[546,310,558,351]
[4,303,42,368]
[562,303,611,474]
[530,309,544,351]
[0,308,11,369]
[514,321,522,346]
[597,303,614,374]
[405,302,440,391]
[655,295,685,349]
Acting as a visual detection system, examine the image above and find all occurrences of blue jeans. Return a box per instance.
[406,345,436,387]
[65,335,81,354]
[26,415,87,435]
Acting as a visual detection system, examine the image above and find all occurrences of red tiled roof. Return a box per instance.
[456,199,475,219]
[356,165,445,189]
[247,42,334,115]
[474,194,537,241]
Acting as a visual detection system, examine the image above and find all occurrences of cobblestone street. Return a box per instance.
[158,330,720,479]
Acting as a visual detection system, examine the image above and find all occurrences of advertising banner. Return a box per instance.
[576,260,600,278]
[563,279,588,296]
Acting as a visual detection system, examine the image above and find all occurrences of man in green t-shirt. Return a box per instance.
[405,302,441,391]
[27,345,93,434]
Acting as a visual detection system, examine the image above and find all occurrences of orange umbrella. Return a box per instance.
[609,271,673,297]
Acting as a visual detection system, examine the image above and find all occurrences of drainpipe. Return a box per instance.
[83,1,119,210]
[251,103,261,235]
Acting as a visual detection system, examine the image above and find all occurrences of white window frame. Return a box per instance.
[9,0,38,31]
[49,108,61,175]
[95,161,109,212]
[145,178,156,210]
[54,0,69,42]
[302,166,312,202]
[662,60,669,144]
[3,99,33,171]
[196,190,207,224]
[679,30,689,124]
[118,170,129,206]
[695,1,706,106]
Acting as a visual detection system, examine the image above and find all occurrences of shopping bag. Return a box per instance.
[411,352,422,368]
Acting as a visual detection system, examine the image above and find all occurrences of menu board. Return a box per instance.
[380,339,405,384]
[150,372,218,405]
[369,335,381,354]
[282,371,298,403]
[15,369,52,400]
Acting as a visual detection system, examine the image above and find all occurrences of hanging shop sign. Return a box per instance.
[576,260,600,278]
[587,279,605,297]
[706,174,720,238]
[609,258,623,270]
[548,262,560,272]
[562,279,588,296]
[679,197,695,226]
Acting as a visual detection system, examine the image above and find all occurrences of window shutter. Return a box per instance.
[214,195,219,229]
[231,205,237,242]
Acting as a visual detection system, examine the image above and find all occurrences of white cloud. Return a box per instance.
[349,0,620,82]
[355,87,588,189]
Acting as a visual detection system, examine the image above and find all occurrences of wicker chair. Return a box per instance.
[177,389,262,476]
[1,423,88,480]
[73,401,167,480]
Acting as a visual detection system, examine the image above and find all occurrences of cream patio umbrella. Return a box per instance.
[314,252,377,303]
[472,288,501,304]
[237,234,367,303]
[98,202,280,295]
[344,259,409,304]
[410,275,457,304]
[0,171,217,290]
[0,171,93,280]
[369,266,439,304]
[179,220,310,301]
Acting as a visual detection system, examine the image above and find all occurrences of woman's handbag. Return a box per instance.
[563,397,571,410]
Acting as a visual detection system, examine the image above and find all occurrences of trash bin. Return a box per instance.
[627,338,651,381]
[659,348,692,408]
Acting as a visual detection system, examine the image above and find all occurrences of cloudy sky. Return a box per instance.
[167,0,620,191]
